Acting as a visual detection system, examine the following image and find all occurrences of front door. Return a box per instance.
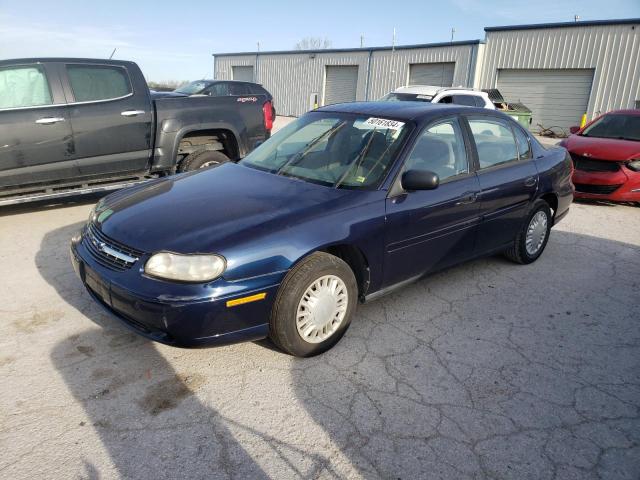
[384,116,481,287]
[463,115,539,253]
[61,62,152,177]
[0,62,75,188]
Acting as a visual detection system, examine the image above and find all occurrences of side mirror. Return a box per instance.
[569,126,580,134]
[401,170,439,191]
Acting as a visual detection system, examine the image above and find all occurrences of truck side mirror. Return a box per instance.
[402,170,439,191]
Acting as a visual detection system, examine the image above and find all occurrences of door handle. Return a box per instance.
[121,110,145,117]
[524,176,537,187]
[455,192,477,205]
[35,117,65,125]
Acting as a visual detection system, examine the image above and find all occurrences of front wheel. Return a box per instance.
[504,200,552,264]
[269,252,357,357]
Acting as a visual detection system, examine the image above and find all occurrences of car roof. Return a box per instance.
[0,57,136,67]
[189,79,262,85]
[315,101,495,122]
[391,85,481,96]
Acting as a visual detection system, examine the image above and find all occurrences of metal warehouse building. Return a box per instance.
[214,18,640,131]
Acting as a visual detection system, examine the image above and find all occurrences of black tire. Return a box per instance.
[178,150,229,172]
[504,200,553,264]
[269,252,358,357]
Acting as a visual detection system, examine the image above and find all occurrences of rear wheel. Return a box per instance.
[504,200,552,264]
[269,252,357,357]
[178,150,229,172]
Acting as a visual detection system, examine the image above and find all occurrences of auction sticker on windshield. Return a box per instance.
[363,117,405,130]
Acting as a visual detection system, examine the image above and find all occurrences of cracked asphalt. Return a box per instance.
[1,187,639,478]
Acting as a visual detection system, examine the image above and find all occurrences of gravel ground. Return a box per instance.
[1,141,638,479]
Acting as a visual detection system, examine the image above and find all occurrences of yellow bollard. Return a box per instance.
[580,114,587,128]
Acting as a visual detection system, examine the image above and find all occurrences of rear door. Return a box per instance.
[384,116,481,287]
[61,62,153,177]
[0,62,75,188]
[463,114,538,253]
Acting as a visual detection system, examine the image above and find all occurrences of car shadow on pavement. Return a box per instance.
[40,221,269,479]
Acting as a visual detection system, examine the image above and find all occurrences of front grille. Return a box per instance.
[83,223,144,271]
[574,183,622,195]
[571,154,621,172]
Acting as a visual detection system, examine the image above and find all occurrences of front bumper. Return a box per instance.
[572,166,640,202]
[70,233,282,348]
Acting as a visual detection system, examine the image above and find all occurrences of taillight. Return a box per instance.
[262,101,273,131]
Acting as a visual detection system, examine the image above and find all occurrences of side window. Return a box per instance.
[513,126,532,160]
[438,95,453,104]
[0,65,52,109]
[404,118,468,182]
[205,83,229,96]
[452,95,477,107]
[468,117,518,169]
[474,96,487,108]
[66,64,131,102]
[229,83,251,95]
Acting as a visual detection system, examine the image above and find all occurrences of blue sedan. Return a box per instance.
[70,102,573,356]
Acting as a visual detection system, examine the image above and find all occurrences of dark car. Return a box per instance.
[70,102,573,357]
[0,59,272,206]
[559,110,640,203]
[173,80,276,117]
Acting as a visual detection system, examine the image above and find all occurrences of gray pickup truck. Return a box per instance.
[0,58,273,205]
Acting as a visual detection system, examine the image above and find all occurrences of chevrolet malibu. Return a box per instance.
[71,102,573,357]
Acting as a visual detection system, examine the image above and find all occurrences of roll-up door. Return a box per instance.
[324,66,358,106]
[497,68,594,131]
[408,63,455,87]
[232,66,254,82]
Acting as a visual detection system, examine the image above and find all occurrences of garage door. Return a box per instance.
[408,63,455,87]
[324,66,358,106]
[497,69,594,132]
[232,66,254,82]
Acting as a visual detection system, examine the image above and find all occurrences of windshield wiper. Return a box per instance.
[334,129,377,188]
[275,122,346,175]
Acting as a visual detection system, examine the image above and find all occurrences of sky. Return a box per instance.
[1,0,639,82]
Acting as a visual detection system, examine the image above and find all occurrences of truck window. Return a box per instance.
[66,64,131,102]
[229,83,251,95]
[0,65,52,109]
[451,95,477,106]
[204,83,229,96]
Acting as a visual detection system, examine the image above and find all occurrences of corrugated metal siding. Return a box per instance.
[217,51,370,116]
[367,44,477,100]
[478,23,640,120]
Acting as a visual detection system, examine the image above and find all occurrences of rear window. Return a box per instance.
[67,64,131,102]
[381,93,433,102]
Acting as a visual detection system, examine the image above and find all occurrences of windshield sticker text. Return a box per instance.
[363,117,405,131]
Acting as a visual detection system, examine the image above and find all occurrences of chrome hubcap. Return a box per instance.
[296,275,348,344]
[525,211,548,255]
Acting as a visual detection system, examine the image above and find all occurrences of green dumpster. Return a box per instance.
[503,102,533,129]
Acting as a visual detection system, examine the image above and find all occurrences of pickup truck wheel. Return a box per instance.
[179,150,229,172]
[269,252,357,357]
[504,200,552,264]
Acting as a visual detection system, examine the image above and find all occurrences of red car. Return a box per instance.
[559,109,640,203]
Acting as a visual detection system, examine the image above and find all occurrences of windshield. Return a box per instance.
[240,113,410,189]
[174,81,209,95]
[581,114,640,141]
[381,92,433,102]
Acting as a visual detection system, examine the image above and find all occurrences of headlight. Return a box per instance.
[626,159,640,172]
[145,252,226,282]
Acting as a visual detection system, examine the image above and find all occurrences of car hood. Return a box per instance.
[95,163,356,254]
[564,135,640,161]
